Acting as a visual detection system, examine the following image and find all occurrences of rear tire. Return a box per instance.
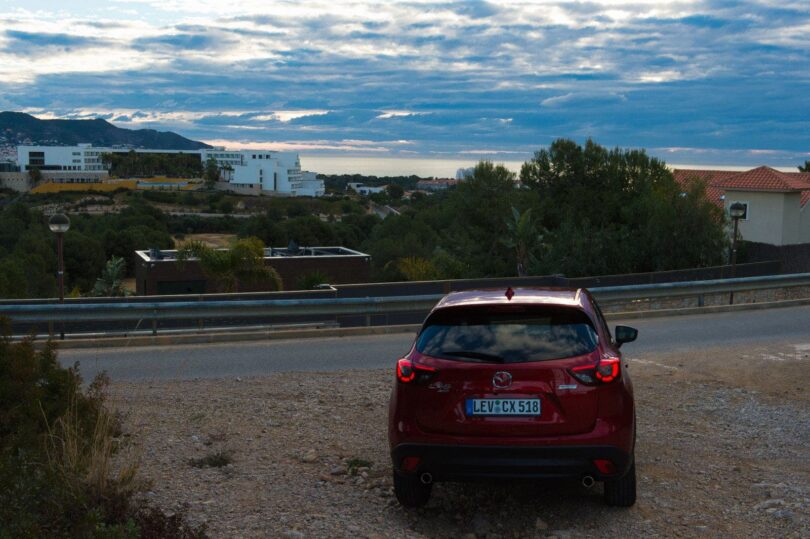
[604,460,636,507]
[393,472,432,508]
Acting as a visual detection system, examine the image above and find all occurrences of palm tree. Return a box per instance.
[177,237,282,292]
[502,206,545,277]
[91,256,130,297]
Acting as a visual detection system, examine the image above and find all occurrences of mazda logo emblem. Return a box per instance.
[492,371,512,389]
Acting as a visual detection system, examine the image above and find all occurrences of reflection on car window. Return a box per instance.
[416,306,598,363]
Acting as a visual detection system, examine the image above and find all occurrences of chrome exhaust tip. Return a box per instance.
[420,472,433,485]
[581,475,595,488]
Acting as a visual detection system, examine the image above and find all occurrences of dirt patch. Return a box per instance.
[109,342,810,538]
[173,234,237,249]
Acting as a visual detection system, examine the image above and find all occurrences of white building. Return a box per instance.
[347,182,386,195]
[15,144,324,197]
[202,149,324,197]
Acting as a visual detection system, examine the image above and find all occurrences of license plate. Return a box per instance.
[465,398,541,417]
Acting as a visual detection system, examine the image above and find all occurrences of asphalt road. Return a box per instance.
[60,305,810,382]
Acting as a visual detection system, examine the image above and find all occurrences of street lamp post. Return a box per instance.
[48,213,70,339]
[728,202,746,304]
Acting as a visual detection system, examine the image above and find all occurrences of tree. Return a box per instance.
[502,206,545,277]
[102,151,203,178]
[520,138,726,276]
[204,157,220,188]
[177,237,282,292]
[799,161,810,173]
[439,161,519,277]
[27,167,42,185]
[386,184,405,200]
[63,231,106,293]
[0,258,27,299]
[396,256,438,281]
[91,256,130,297]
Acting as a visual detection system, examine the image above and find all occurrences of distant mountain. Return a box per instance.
[0,111,211,150]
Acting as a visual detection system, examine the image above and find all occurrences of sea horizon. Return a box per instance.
[299,155,802,178]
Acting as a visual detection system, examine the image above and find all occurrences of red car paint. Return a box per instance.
[388,287,637,507]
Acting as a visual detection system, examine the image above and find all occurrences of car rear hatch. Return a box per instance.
[411,304,600,437]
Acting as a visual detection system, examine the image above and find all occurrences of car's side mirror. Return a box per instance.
[615,325,638,347]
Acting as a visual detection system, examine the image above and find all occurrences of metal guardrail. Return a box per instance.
[0,295,442,324]
[589,271,810,302]
[1,272,809,333]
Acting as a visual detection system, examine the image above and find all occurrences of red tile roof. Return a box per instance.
[672,166,810,208]
[712,166,810,192]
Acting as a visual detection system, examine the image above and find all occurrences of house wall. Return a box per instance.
[725,190,794,246]
[781,192,802,245]
[801,206,810,243]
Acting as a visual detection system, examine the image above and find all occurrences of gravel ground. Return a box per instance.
[108,340,810,538]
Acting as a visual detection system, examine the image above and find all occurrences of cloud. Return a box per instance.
[201,138,392,152]
[252,110,331,122]
[0,1,806,166]
[132,33,231,51]
[3,30,110,53]
[376,111,428,120]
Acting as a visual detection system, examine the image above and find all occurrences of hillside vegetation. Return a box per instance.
[0,111,210,150]
[0,139,728,298]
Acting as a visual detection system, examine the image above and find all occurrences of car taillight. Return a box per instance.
[569,357,621,385]
[396,358,436,383]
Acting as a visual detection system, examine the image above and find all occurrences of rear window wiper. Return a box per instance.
[439,350,506,363]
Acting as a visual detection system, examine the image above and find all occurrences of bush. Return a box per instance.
[189,451,232,468]
[0,321,206,538]
[296,270,331,290]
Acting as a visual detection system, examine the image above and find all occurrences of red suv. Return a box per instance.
[388,287,638,507]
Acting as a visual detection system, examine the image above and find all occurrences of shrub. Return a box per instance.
[0,320,207,538]
[189,451,232,469]
[296,270,331,290]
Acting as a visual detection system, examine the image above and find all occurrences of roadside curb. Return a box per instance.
[52,323,422,350]
[605,296,810,320]
[47,296,810,349]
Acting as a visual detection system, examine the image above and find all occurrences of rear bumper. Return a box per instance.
[391,443,632,482]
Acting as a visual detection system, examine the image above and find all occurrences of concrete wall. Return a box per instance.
[43,171,109,183]
[0,172,31,192]
[135,254,372,295]
[214,181,264,196]
[0,171,108,192]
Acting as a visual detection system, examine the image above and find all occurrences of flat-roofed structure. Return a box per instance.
[135,245,371,295]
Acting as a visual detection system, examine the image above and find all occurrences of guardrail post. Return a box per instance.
[697,294,704,307]
[197,295,204,332]
[152,309,157,335]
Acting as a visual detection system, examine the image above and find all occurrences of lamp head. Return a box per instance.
[48,213,71,234]
[729,202,746,220]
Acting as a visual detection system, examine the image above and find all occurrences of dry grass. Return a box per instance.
[44,396,143,509]
[31,180,137,193]
[174,233,237,249]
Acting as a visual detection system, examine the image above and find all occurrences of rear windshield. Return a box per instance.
[416,306,598,363]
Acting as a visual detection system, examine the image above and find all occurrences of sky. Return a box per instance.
[0,0,808,174]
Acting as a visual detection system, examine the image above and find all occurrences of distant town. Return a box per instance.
[0,112,472,198]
